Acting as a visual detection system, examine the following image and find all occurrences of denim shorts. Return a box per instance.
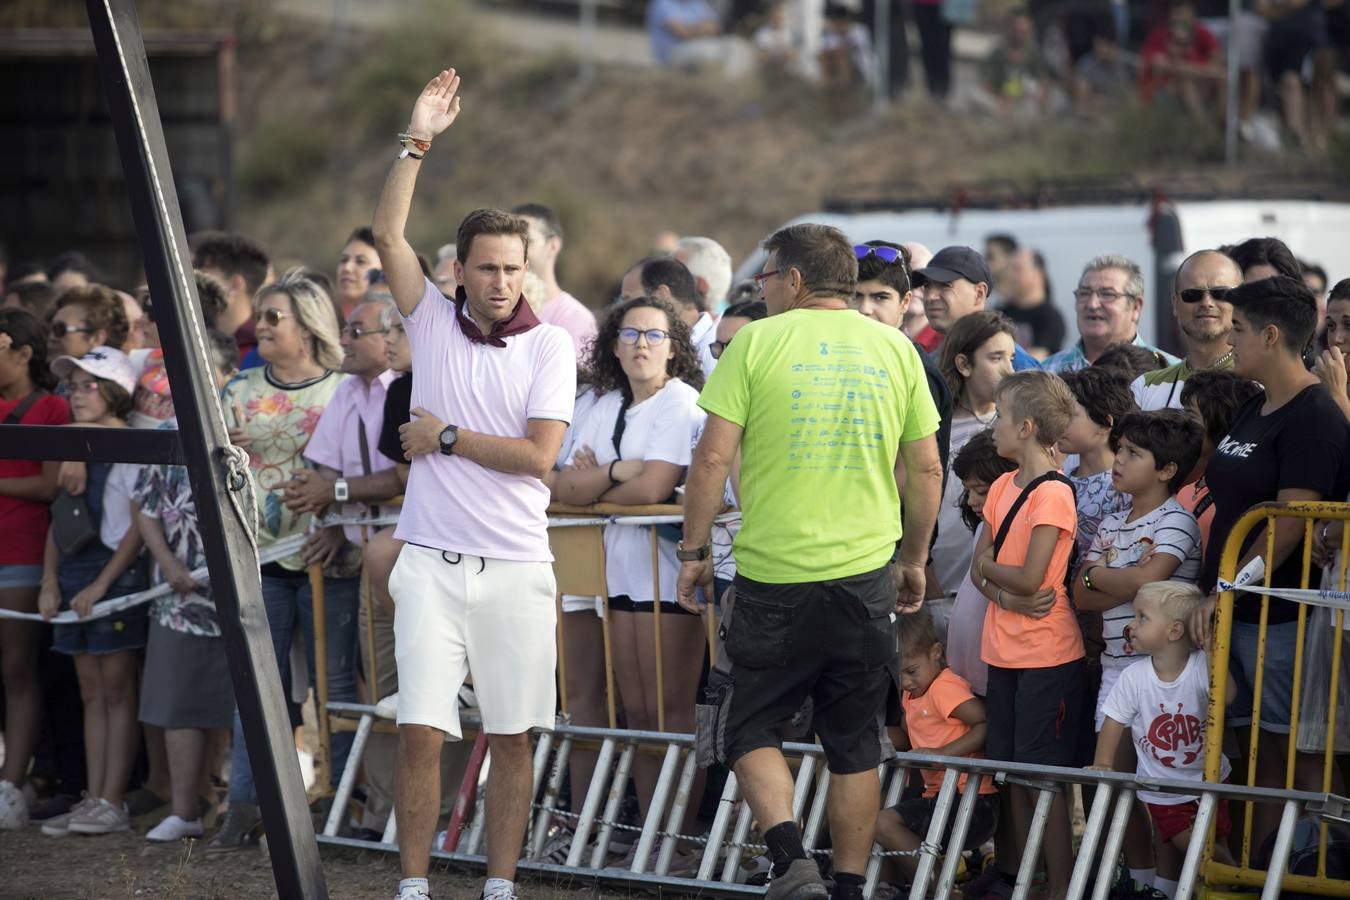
[0,563,43,589]
[51,555,149,657]
[1227,619,1297,734]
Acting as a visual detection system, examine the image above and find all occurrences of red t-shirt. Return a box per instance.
[1138,22,1219,101]
[915,325,944,355]
[0,391,71,565]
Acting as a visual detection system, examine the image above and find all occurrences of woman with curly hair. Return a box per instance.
[546,296,705,863]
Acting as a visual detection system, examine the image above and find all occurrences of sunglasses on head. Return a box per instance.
[854,245,909,279]
[1178,286,1234,304]
[50,322,95,338]
[255,307,293,326]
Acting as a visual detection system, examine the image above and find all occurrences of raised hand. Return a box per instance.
[407,69,463,142]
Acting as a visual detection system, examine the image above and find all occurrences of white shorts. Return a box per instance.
[1096,663,1127,732]
[560,593,603,616]
[390,544,557,739]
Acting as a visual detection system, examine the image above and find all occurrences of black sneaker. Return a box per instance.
[203,802,262,854]
[27,792,78,822]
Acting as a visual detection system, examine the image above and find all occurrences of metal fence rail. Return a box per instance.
[319,704,1348,898]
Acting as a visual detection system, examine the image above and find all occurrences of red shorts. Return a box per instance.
[1146,796,1232,844]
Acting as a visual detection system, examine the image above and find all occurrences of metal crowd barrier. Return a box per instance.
[1206,500,1350,898]
[317,705,1344,900]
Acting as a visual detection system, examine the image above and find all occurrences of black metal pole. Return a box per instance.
[81,2,328,896]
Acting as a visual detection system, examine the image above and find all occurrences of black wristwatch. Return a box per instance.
[438,424,459,456]
[675,541,711,562]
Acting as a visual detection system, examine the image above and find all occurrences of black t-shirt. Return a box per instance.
[915,339,953,475]
[377,371,413,464]
[998,301,1067,355]
[1202,384,1350,624]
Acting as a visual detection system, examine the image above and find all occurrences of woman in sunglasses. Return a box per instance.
[46,285,130,371]
[214,270,351,849]
[546,296,706,865]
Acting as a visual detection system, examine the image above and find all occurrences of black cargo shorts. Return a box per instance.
[696,564,899,776]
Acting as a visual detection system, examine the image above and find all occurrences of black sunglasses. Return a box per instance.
[1178,286,1234,304]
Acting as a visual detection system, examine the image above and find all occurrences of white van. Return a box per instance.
[733,199,1350,354]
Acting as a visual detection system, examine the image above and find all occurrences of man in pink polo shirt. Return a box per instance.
[512,202,597,363]
[373,69,577,900]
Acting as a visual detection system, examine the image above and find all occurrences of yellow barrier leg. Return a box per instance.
[556,590,568,716]
[361,526,379,702]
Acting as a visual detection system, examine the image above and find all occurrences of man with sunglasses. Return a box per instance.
[1133,249,1242,411]
[678,223,942,900]
[850,240,953,475]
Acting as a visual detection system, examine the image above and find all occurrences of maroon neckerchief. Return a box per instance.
[452,286,540,347]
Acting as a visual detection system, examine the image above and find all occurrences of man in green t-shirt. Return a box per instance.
[676,223,942,900]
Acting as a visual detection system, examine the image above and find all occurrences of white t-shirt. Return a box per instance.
[100,462,141,551]
[1085,498,1201,676]
[932,415,991,596]
[1101,650,1231,805]
[945,523,991,697]
[689,312,718,380]
[565,381,705,603]
[396,278,576,562]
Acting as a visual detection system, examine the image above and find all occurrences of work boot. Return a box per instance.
[203,802,261,853]
[766,857,830,900]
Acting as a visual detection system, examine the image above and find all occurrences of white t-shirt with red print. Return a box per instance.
[1101,650,1230,805]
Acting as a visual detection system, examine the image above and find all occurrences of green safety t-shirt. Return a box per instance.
[698,308,940,584]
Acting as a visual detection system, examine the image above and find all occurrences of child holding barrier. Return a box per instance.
[876,609,998,888]
[37,347,148,836]
[1090,581,1236,896]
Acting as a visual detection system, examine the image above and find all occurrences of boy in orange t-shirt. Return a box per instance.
[969,371,1085,899]
[876,610,998,885]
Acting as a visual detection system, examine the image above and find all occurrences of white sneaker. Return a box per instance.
[395,883,432,899]
[40,796,98,837]
[146,814,205,842]
[0,779,28,829]
[67,798,131,834]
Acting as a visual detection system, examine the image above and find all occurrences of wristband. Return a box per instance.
[398,132,432,153]
[997,588,1006,609]
[1082,566,1099,592]
[607,460,621,485]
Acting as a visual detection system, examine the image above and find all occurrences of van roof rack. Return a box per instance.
[821,174,1347,213]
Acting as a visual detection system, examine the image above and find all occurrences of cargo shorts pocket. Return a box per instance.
[860,589,899,672]
[696,668,734,769]
[724,593,792,670]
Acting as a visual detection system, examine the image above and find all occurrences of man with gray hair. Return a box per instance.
[1042,253,1177,373]
[675,236,733,375]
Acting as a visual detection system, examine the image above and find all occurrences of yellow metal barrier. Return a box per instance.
[1205,500,1350,897]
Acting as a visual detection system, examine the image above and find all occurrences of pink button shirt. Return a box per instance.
[396,279,576,561]
[538,290,598,363]
[304,369,399,542]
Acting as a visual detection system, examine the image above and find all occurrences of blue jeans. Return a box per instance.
[228,573,359,804]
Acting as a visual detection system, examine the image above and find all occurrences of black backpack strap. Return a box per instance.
[610,393,632,460]
[991,471,1076,560]
[4,389,47,425]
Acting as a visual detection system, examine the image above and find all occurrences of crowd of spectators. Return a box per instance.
[647,0,1347,150]
[0,189,1348,899]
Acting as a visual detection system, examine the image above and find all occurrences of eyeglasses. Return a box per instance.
[342,324,390,340]
[255,308,293,326]
[751,269,780,286]
[1178,286,1234,304]
[1072,288,1136,304]
[710,340,730,359]
[617,327,668,346]
[50,322,95,338]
